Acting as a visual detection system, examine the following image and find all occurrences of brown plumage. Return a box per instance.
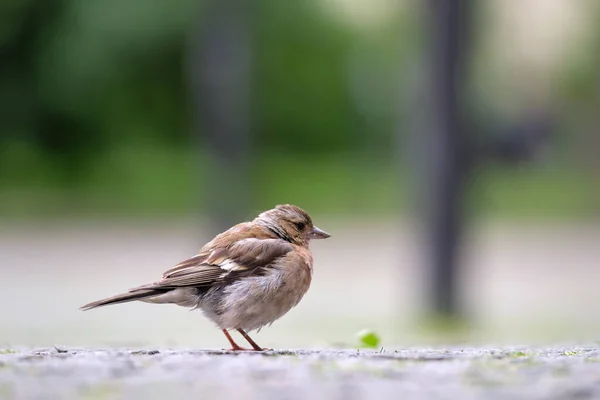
[80,204,330,351]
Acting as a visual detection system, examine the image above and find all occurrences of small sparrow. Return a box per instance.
[80,204,330,351]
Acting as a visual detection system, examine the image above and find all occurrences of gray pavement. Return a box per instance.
[1,346,600,399]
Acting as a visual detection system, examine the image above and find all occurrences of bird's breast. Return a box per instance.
[209,258,313,331]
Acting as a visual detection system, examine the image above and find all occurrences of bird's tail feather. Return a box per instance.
[80,289,166,311]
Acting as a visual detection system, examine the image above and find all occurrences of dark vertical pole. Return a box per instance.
[422,0,472,317]
[188,0,253,233]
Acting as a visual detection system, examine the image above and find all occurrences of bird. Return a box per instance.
[80,204,330,351]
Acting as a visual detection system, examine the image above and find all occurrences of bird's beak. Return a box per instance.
[309,226,331,239]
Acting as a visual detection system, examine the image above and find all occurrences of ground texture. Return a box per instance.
[1,345,600,399]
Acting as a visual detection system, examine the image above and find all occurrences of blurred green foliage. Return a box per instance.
[0,1,597,219]
[0,0,369,163]
[0,0,403,217]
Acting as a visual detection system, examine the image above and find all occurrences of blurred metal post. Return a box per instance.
[188,0,253,232]
[422,0,473,318]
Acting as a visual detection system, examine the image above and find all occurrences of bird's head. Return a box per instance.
[255,204,330,246]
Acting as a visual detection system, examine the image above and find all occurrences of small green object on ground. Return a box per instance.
[357,329,381,348]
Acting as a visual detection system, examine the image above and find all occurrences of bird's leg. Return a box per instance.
[237,329,271,351]
[222,329,250,351]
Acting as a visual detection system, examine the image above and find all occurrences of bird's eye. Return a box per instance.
[295,221,305,230]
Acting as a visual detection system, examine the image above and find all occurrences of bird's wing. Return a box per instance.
[130,238,293,291]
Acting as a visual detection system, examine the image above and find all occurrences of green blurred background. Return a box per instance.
[1,0,598,220]
[0,0,599,348]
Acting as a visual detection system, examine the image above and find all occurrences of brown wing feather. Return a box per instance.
[130,238,293,291]
[160,253,212,278]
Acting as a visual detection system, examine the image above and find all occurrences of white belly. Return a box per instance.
[198,267,311,332]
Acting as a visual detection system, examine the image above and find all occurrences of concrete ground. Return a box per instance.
[2,346,600,399]
[0,217,599,398]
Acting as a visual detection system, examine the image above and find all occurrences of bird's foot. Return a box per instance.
[224,346,271,352]
[224,343,249,351]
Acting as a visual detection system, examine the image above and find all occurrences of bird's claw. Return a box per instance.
[224,347,271,352]
[225,346,252,352]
